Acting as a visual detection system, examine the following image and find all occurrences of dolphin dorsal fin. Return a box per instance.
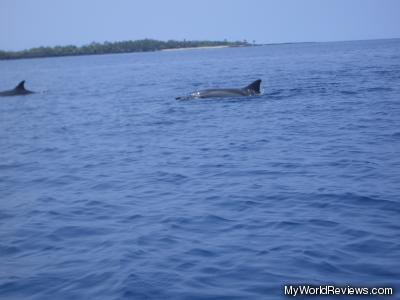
[244,79,261,94]
[15,80,26,91]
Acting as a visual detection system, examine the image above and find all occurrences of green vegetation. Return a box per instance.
[0,39,248,60]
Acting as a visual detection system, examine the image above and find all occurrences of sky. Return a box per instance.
[0,0,399,51]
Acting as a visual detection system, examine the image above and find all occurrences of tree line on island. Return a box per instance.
[0,39,250,60]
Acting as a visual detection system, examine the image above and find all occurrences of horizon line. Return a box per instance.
[1,36,400,53]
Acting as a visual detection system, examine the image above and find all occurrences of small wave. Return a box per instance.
[186,248,218,258]
[365,87,393,92]
[391,132,400,137]
[48,225,110,240]
[308,219,339,227]
[0,162,36,170]
[340,90,358,95]
[151,171,188,183]
[0,244,19,255]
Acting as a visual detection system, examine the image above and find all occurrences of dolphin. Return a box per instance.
[176,79,262,100]
[0,80,34,97]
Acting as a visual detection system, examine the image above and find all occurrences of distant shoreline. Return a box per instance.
[1,37,399,61]
[0,39,248,61]
[161,45,231,51]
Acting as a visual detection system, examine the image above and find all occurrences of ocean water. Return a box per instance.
[0,39,399,299]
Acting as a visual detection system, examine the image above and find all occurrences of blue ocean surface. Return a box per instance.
[0,39,400,299]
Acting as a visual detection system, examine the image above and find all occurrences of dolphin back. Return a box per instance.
[176,79,262,100]
[0,80,34,97]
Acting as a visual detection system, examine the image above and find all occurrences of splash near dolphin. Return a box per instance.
[0,80,34,97]
[176,79,262,100]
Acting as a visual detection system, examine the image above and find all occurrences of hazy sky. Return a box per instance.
[1,0,399,51]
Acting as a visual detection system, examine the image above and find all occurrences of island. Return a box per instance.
[0,39,250,60]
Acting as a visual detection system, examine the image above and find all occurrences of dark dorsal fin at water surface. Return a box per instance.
[15,80,26,91]
[244,79,261,94]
